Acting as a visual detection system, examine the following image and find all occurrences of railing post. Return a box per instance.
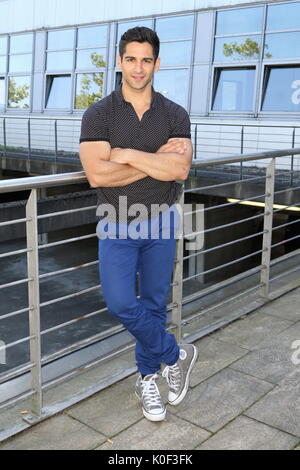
[3,117,6,157]
[172,187,184,342]
[24,188,43,423]
[260,157,276,299]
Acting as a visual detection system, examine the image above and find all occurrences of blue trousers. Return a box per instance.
[97,206,180,375]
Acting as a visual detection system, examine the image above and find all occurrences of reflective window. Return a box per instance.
[0,77,5,108]
[212,67,255,111]
[9,54,32,72]
[45,75,71,109]
[159,41,192,66]
[75,72,104,109]
[216,7,263,35]
[10,33,33,53]
[214,35,261,61]
[154,69,189,108]
[8,76,30,108]
[262,66,300,112]
[48,29,74,50]
[117,20,152,43]
[78,25,108,47]
[47,51,73,71]
[264,32,300,59]
[76,48,107,69]
[155,15,193,40]
[0,36,7,55]
[267,2,300,31]
[0,56,6,73]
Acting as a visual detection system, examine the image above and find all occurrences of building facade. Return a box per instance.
[0,0,300,123]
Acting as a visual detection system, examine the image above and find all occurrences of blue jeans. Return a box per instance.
[98,205,180,375]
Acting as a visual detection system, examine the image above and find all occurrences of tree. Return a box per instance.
[75,52,106,109]
[8,78,30,108]
[223,38,272,59]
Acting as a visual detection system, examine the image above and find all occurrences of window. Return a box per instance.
[216,7,264,35]
[262,66,300,112]
[0,36,7,73]
[266,1,300,31]
[9,33,33,73]
[76,25,108,70]
[45,75,71,109]
[8,76,30,108]
[46,29,74,71]
[212,67,255,111]
[155,15,193,66]
[0,77,5,109]
[75,72,104,109]
[264,32,300,59]
[154,69,189,108]
[214,35,261,62]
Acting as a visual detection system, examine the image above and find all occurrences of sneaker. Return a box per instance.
[162,344,198,406]
[135,373,166,422]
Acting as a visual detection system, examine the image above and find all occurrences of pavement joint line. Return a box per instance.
[62,411,111,439]
[240,414,300,440]
[227,364,280,387]
[166,408,212,435]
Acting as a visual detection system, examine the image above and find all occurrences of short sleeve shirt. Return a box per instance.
[79,86,191,222]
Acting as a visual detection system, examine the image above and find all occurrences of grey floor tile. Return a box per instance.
[171,367,274,433]
[191,336,249,387]
[211,311,293,351]
[257,288,300,322]
[230,321,300,384]
[245,369,300,437]
[196,415,298,450]
[95,413,210,450]
[0,414,106,450]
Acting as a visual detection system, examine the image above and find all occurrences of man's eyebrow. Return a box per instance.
[124,55,154,60]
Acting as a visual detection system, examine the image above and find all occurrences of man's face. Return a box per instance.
[118,41,160,91]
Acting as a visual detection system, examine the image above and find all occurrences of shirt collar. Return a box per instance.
[115,84,158,109]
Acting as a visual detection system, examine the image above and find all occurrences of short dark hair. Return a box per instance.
[119,26,160,61]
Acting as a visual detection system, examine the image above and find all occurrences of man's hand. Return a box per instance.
[157,138,187,155]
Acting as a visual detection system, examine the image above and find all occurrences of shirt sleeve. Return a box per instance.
[169,105,191,140]
[79,104,110,144]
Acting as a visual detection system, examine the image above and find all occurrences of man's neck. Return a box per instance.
[121,82,153,108]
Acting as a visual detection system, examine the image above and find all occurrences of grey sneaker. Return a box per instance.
[162,344,198,406]
[135,373,166,422]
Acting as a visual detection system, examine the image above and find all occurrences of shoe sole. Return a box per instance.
[168,344,198,406]
[135,391,166,422]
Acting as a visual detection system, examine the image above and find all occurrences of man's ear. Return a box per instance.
[154,57,160,72]
[117,54,122,69]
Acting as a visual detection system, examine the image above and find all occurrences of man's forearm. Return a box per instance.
[90,160,148,187]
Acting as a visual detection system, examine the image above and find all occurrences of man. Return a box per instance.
[79,26,197,422]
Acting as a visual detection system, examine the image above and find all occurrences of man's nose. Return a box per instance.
[134,61,143,73]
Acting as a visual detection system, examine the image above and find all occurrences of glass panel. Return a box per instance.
[76,48,107,69]
[0,37,7,54]
[216,7,263,35]
[46,75,71,109]
[214,35,261,61]
[47,51,73,70]
[0,77,5,108]
[155,15,193,40]
[47,29,74,50]
[9,54,32,72]
[8,76,30,108]
[78,25,108,48]
[117,20,152,43]
[159,41,192,65]
[212,68,255,111]
[10,33,33,53]
[154,68,189,108]
[75,72,104,109]
[267,2,300,31]
[262,66,300,112]
[264,32,300,59]
[0,56,6,73]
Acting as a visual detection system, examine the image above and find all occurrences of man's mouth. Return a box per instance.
[132,76,145,81]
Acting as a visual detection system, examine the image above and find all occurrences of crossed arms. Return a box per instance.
[79,138,193,188]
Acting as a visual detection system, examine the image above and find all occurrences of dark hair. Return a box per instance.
[119,26,160,61]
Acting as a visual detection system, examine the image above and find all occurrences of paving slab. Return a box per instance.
[191,336,249,387]
[95,413,210,450]
[0,414,107,450]
[196,415,299,450]
[170,367,274,433]
[245,369,300,437]
[229,321,300,384]
[257,288,300,322]
[211,311,293,351]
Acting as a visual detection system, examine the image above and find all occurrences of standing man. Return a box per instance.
[79,27,197,422]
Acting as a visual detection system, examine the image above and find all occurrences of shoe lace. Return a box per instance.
[162,363,181,392]
[141,374,162,407]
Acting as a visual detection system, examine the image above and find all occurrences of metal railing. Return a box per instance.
[0,148,300,427]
